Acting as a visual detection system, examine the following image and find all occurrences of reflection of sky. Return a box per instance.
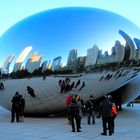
[0,7,140,70]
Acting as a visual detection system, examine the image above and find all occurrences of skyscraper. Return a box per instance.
[67,49,77,68]
[2,54,14,74]
[52,56,62,71]
[25,52,42,73]
[114,41,125,62]
[85,45,99,67]
[41,60,48,72]
[13,46,32,72]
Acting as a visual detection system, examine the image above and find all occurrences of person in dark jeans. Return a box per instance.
[69,98,81,132]
[97,96,112,136]
[86,95,95,124]
[11,92,20,123]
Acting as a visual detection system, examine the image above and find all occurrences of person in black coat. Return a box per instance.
[69,98,81,132]
[11,92,20,122]
[97,96,112,136]
[19,95,25,122]
[86,95,96,124]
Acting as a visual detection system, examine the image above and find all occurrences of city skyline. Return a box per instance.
[2,28,140,74]
[0,7,140,72]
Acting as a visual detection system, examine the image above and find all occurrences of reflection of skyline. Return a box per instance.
[0,7,140,72]
[1,29,140,74]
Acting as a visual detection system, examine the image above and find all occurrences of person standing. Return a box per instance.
[11,92,20,123]
[19,95,25,122]
[76,96,83,129]
[65,94,73,124]
[86,95,96,124]
[69,98,81,132]
[111,103,117,133]
[97,96,112,136]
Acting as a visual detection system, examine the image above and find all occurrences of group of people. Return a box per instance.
[59,78,86,93]
[11,92,25,123]
[66,94,117,136]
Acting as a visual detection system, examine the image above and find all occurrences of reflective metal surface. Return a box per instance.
[0,7,140,69]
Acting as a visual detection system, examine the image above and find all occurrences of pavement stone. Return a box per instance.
[0,104,140,140]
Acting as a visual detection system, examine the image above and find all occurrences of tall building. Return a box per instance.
[114,41,125,62]
[2,54,14,74]
[67,49,77,67]
[134,38,140,49]
[25,52,42,73]
[41,61,48,72]
[13,46,32,72]
[52,56,62,71]
[119,30,136,60]
[135,49,140,61]
[85,45,99,67]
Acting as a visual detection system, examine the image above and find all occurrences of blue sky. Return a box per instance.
[0,0,140,36]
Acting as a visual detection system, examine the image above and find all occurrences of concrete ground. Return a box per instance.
[0,104,140,140]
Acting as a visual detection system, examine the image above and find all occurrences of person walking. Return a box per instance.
[11,92,20,123]
[86,95,96,124]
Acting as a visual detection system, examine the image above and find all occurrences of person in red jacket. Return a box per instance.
[66,94,73,124]
[111,103,117,134]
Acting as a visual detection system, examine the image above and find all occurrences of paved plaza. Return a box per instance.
[0,104,140,140]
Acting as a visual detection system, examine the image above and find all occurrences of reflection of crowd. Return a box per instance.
[11,92,25,123]
[58,78,85,93]
[0,82,4,90]
[99,69,133,81]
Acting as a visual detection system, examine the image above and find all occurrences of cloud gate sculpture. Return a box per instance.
[0,7,140,115]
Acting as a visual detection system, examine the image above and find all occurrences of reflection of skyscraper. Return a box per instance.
[134,38,140,49]
[67,49,77,67]
[135,49,140,61]
[52,56,62,71]
[2,55,14,74]
[114,41,125,62]
[13,46,32,72]
[119,30,136,61]
[25,52,42,73]
[85,45,99,66]
[41,61,48,72]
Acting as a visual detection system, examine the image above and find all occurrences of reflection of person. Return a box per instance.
[79,82,85,91]
[27,86,36,97]
[0,82,4,90]
[97,96,112,136]
[11,92,20,123]
[75,80,80,88]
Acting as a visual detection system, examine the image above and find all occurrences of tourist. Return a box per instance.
[11,92,20,123]
[86,95,96,124]
[97,96,112,136]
